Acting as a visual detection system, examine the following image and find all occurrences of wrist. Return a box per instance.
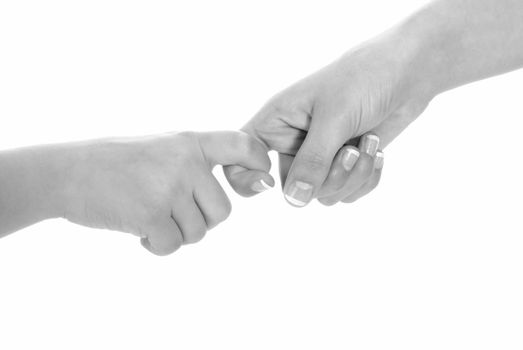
[386,16,454,101]
[396,17,441,97]
[347,25,442,111]
[32,144,77,220]
[0,143,76,230]
[57,140,100,220]
[400,0,523,96]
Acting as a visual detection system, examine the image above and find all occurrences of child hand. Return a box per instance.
[62,131,273,255]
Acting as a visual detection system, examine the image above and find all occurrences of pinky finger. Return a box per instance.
[341,151,384,203]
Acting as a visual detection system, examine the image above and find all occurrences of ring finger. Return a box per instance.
[342,150,384,203]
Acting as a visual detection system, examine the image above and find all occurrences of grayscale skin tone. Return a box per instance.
[0,131,273,255]
[226,0,523,207]
[2,0,523,255]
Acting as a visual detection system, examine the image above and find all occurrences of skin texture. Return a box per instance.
[225,30,432,206]
[3,0,523,255]
[0,131,273,255]
[226,0,523,207]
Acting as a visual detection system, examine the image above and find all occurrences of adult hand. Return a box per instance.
[228,0,523,207]
[226,28,434,206]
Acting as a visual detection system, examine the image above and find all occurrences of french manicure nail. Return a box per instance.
[251,179,272,193]
[375,151,384,169]
[359,134,380,157]
[284,181,313,207]
[342,147,360,171]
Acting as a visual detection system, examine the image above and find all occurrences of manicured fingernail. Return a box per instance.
[342,147,360,171]
[251,179,272,193]
[375,151,384,169]
[359,134,380,156]
[284,181,313,207]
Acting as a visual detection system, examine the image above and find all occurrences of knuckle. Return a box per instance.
[298,148,329,172]
[267,91,304,115]
[183,222,207,244]
[233,132,258,156]
[172,132,201,162]
[229,131,246,147]
[170,180,192,199]
[212,198,232,226]
[205,188,232,229]
[144,205,165,224]
[168,231,184,250]
[143,196,175,223]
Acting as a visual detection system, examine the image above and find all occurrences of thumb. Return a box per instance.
[283,116,347,207]
[199,131,275,197]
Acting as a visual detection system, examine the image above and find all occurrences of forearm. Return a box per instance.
[0,144,72,237]
[400,0,523,96]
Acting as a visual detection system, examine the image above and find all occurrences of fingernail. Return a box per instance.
[375,151,384,169]
[359,134,380,156]
[342,147,360,171]
[251,179,272,193]
[284,181,313,207]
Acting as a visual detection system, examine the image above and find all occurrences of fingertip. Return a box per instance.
[340,145,360,172]
[375,150,384,170]
[251,178,274,193]
[283,140,341,207]
[225,167,275,197]
[283,180,314,207]
[259,172,275,189]
[314,148,376,205]
[359,133,380,157]
[249,171,275,194]
[316,145,361,198]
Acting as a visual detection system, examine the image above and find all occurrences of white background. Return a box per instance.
[1,0,523,349]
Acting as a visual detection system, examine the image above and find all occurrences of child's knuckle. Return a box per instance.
[183,222,207,244]
[161,235,183,255]
[211,199,232,227]
[230,132,255,154]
